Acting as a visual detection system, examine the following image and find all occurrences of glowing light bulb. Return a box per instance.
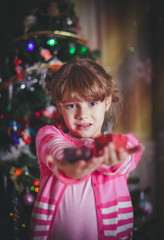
[35,187,39,192]
[24,170,29,176]
[27,41,35,51]
[30,186,35,191]
[33,179,40,187]
[20,84,25,89]
[69,45,76,54]
[46,39,58,46]
[15,168,22,176]
[80,46,87,54]
[66,17,72,25]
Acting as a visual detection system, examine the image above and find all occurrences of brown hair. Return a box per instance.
[45,58,122,128]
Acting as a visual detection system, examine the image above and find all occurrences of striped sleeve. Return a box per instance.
[36,125,73,163]
[97,133,143,176]
[30,196,56,239]
[36,125,89,184]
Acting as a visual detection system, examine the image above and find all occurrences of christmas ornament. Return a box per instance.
[40,48,52,61]
[22,127,32,144]
[94,133,128,153]
[62,134,128,163]
[23,192,35,206]
[35,112,40,117]
[41,105,56,119]
[63,147,93,163]
[8,120,21,145]
[13,57,24,80]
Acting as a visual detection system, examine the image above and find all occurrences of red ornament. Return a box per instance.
[41,105,56,119]
[94,133,128,153]
[13,57,23,80]
[16,73,23,81]
[22,128,32,144]
[40,48,52,60]
[35,112,40,117]
[22,135,31,144]
[13,58,21,67]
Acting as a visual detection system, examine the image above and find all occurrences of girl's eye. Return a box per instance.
[90,102,97,106]
[66,103,76,108]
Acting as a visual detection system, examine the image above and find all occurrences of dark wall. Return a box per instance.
[0,0,23,55]
[151,1,164,239]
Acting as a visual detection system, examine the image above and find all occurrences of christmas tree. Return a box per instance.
[0,1,100,239]
[0,1,155,239]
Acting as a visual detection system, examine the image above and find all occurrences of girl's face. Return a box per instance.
[59,96,111,139]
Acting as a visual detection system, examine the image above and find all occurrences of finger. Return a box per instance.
[102,145,111,164]
[118,148,128,161]
[109,143,117,161]
[76,159,88,169]
[96,149,104,157]
[91,152,105,165]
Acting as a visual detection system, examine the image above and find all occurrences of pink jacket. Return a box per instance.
[30,125,142,240]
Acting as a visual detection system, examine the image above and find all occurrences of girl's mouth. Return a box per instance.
[76,123,91,126]
[76,123,92,129]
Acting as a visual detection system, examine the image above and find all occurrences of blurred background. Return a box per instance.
[0,0,163,239]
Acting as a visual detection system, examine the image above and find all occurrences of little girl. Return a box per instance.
[30,59,143,240]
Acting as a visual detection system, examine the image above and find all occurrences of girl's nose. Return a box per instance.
[76,106,88,119]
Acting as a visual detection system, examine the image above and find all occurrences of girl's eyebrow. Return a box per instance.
[61,101,78,105]
[62,99,83,103]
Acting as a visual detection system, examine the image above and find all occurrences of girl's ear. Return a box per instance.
[105,96,112,111]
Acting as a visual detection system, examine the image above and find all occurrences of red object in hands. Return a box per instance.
[94,133,128,153]
[63,147,93,163]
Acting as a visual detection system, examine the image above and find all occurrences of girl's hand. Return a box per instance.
[46,143,144,179]
[46,154,105,179]
[100,142,144,166]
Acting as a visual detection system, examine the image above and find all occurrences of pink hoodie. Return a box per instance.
[30,125,142,240]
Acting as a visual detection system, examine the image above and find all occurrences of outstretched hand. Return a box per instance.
[46,154,104,179]
[99,142,144,166]
[46,143,144,179]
